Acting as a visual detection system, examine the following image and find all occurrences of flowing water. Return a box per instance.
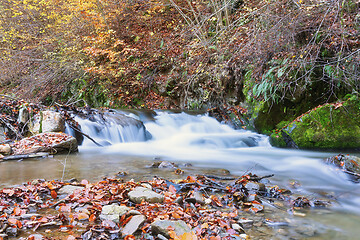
[1,110,360,239]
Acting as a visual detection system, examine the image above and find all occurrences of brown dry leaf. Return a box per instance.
[179,232,198,240]
[13,207,21,216]
[8,218,18,225]
[51,190,58,199]
[77,212,89,220]
[89,214,96,222]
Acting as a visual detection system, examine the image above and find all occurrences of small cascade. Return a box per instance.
[66,111,150,146]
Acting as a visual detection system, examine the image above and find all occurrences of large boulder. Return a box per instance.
[12,132,78,154]
[270,95,360,149]
[30,111,65,134]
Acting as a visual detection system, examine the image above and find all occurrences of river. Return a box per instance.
[0,110,359,239]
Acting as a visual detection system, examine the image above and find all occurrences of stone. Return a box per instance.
[6,227,18,236]
[100,204,130,223]
[0,144,11,155]
[232,223,245,233]
[185,191,204,205]
[17,107,29,124]
[127,210,141,216]
[151,220,192,238]
[58,185,84,196]
[128,187,164,204]
[0,126,7,142]
[27,234,44,240]
[30,111,65,134]
[12,132,78,155]
[121,215,146,236]
[244,181,265,194]
[324,154,360,182]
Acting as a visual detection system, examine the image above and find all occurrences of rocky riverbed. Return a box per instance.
[0,159,349,240]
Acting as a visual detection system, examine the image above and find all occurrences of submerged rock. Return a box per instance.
[270,95,360,149]
[128,187,164,203]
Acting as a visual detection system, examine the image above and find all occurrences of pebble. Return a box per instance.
[128,187,164,204]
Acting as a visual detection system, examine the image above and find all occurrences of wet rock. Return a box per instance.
[121,215,146,236]
[100,204,130,223]
[30,111,65,134]
[12,132,78,155]
[324,154,360,182]
[5,226,18,236]
[232,223,245,233]
[128,187,164,204]
[244,181,265,194]
[185,191,204,205]
[0,144,11,155]
[151,220,192,238]
[151,161,177,168]
[238,219,254,228]
[0,234,7,239]
[17,107,29,125]
[58,185,84,196]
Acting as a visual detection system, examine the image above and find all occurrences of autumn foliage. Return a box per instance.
[0,0,359,109]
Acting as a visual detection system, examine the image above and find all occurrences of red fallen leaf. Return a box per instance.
[211,196,223,207]
[51,190,57,199]
[124,235,136,240]
[76,212,89,220]
[168,184,177,194]
[89,214,96,222]
[179,232,198,240]
[17,220,22,228]
[186,176,196,183]
[209,236,221,240]
[8,218,17,225]
[13,207,21,216]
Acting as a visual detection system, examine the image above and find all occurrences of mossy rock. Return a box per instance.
[270,95,360,149]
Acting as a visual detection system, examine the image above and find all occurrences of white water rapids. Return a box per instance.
[71,111,360,214]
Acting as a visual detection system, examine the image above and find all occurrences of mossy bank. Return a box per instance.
[270,95,360,150]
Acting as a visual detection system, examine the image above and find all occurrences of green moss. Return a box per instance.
[269,131,287,148]
[277,96,360,149]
